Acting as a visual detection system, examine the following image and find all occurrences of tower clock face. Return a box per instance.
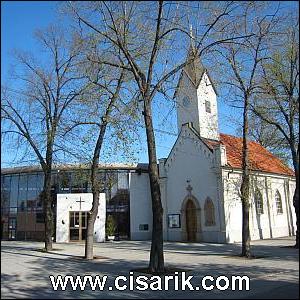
[183,96,190,108]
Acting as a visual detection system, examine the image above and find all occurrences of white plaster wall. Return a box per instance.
[223,170,296,243]
[222,171,243,243]
[129,173,152,240]
[165,125,225,243]
[118,172,129,189]
[249,176,277,240]
[263,177,290,238]
[56,193,106,243]
[196,72,219,141]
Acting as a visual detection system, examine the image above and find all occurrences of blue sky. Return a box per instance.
[1,1,59,80]
[0,1,248,167]
[3,1,295,167]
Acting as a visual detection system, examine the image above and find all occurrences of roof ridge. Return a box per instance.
[220,132,264,146]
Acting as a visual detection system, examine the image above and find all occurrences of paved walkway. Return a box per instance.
[1,237,299,299]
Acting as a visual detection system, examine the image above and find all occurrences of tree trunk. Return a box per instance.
[143,98,164,273]
[85,190,100,259]
[241,176,251,257]
[291,141,299,248]
[85,122,107,260]
[84,72,124,259]
[293,179,299,248]
[292,144,299,248]
[241,94,251,258]
[43,171,53,252]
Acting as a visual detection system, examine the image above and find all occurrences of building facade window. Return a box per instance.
[255,190,264,215]
[59,171,71,193]
[18,175,28,212]
[27,173,38,211]
[275,190,283,214]
[204,197,215,226]
[36,212,45,223]
[1,175,11,208]
[71,171,89,193]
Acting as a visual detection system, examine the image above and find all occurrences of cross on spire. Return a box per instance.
[184,23,205,87]
[189,24,195,52]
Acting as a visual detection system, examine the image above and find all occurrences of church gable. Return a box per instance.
[164,123,214,172]
[163,123,222,243]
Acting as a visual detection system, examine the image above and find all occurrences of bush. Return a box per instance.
[106,215,116,236]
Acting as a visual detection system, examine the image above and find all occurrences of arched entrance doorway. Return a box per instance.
[180,194,201,242]
[186,200,197,242]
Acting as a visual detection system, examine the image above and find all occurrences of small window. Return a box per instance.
[255,190,264,215]
[204,198,215,226]
[275,190,283,214]
[205,100,211,113]
[139,224,149,231]
[36,212,45,223]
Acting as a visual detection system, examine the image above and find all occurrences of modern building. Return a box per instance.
[1,42,296,244]
[1,164,150,242]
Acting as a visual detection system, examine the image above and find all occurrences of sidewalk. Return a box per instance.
[1,237,299,299]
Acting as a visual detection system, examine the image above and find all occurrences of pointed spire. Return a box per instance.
[184,24,205,87]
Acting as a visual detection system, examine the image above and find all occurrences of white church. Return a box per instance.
[54,43,297,244]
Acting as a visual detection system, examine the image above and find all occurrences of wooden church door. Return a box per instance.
[186,200,197,242]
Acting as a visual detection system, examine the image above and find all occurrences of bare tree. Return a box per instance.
[67,0,253,272]
[62,35,140,258]
[213,3,281,257]
[1,25,89,251]
[235,115,291,165]
[251,18,299,247]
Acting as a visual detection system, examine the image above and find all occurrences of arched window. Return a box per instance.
[275,190,283,214]
[204,198,215,226]
[255,190,264,215]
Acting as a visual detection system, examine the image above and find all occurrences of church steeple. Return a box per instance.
[175,26,220,141]
[183,25,205,87]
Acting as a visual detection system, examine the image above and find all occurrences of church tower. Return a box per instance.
[175,30,219,141]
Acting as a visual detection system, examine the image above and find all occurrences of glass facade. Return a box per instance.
[1,172,45,240]
[1,168,131,241]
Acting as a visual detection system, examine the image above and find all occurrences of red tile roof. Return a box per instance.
[204,133,294,176]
